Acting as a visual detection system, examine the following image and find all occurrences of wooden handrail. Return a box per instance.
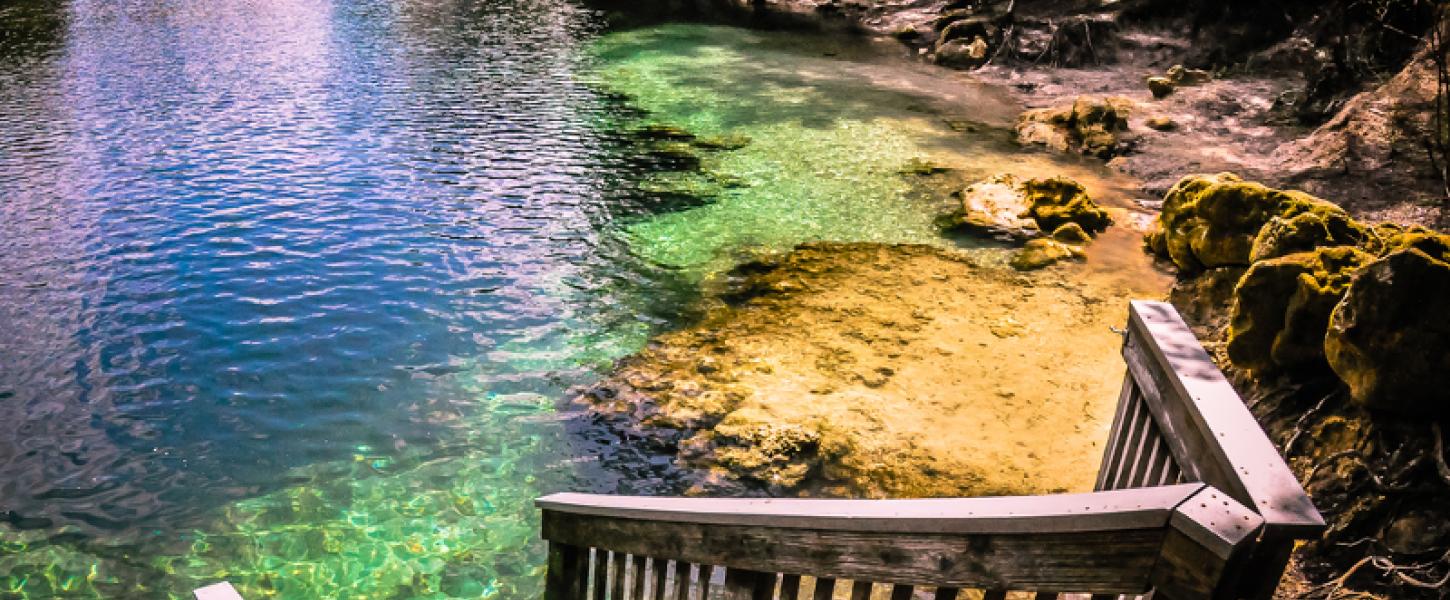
[538,483,1264,598]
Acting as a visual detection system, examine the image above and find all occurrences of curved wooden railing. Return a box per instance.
[534,301,1326,600]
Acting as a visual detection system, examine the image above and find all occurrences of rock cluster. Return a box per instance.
[948,174,1113,270]
[1144,173,1450,414]
[1016,96,1133,159]
[1146,64,1213,99]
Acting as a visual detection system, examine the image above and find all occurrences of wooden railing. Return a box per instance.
[535,301,1326,600]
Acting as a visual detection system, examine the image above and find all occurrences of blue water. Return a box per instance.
[0,0,1048,596]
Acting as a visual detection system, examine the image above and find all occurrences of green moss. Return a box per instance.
[1149,173,1351,272]
[1227,246,1374,374]
[1249,208,1370,262]
[1021,177,1113,234]
[1327,248,1450,414]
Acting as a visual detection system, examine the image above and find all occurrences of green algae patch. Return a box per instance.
[588,24,981,275]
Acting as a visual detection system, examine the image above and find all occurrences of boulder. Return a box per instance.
[1166,65,1213,85]
[1021,177,1113,234]
[935,37,992,69]
[1147,76,1175,99]
[954,173,1040,240]
[1226,246,1374,375]
[1249,208,1371,262]
[1148,173,1347,272]
[1010,239,1085,270]
[1326,246,1450,415]
[1015,96,1132,159]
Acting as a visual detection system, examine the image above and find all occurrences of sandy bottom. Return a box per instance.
[582,240,1171,498]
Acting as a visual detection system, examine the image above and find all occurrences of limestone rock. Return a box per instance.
[1010,238,1085,270]
[1165,65,1212,85]
[1326,247,1450,415]
[1147,76,1175,99]
[1051,222,1091,245]
[1147,173,1347,272]
[1145,116,1177,131]
[954,173,1040,240]
[935,37,992,68]
[1021,177,1113,234]
[1015,96,1132,159]
[1227,246,1374,375]
[1249,209,1371,263]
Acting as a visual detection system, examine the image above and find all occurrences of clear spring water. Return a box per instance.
[0,1,1084,597]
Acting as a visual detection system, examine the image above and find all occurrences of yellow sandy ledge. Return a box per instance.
[581,237,1171,498]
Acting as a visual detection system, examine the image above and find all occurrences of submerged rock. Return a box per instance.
[1326,246,1450,415]
[692,133,752,150]
[1010,238,1085,270]
[1227,246,1374,375]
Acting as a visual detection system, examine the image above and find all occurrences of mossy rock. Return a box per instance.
[952,173,1041,241]
[1051,222,1091,245]
[1147,76,1175,99]
[1145,116,1177,131]
[1149,173,1348,272]
[1021,177,1113,234]
[1227,246,1374,375]
[1166,65,1212,85]
[1009,238,1085,271]
[1015,97,1132,159]
[1326,246,1450,415]
[1249,209,1371,263]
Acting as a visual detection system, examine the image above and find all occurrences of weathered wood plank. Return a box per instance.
[812,578,837,600]
[542,508,1175,593]
[1125,301,1324,535]
[1150,486,1263,600]
[780,574,802,600]
[539,484,1199,536]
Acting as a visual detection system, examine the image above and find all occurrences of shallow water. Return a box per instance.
[0,1,1163,597]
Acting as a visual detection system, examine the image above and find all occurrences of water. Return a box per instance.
[0,1,1138,597]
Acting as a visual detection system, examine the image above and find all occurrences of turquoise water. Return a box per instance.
[0,1,1034,597]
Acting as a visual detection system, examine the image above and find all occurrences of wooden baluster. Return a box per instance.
[673,562,691,600]
[611,552,626,600]
[849,581,871,600]
[779,575,801,600]
[544,542,584,600]
[723,568,775,600]
[694,565,715,600]
[592,549,608,600]
[652,559,669,600]
[632,555,647,600]
[811,578,836,600]
[981,591,1007,600]
[889,585,913,600]
[931,587,959,600]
